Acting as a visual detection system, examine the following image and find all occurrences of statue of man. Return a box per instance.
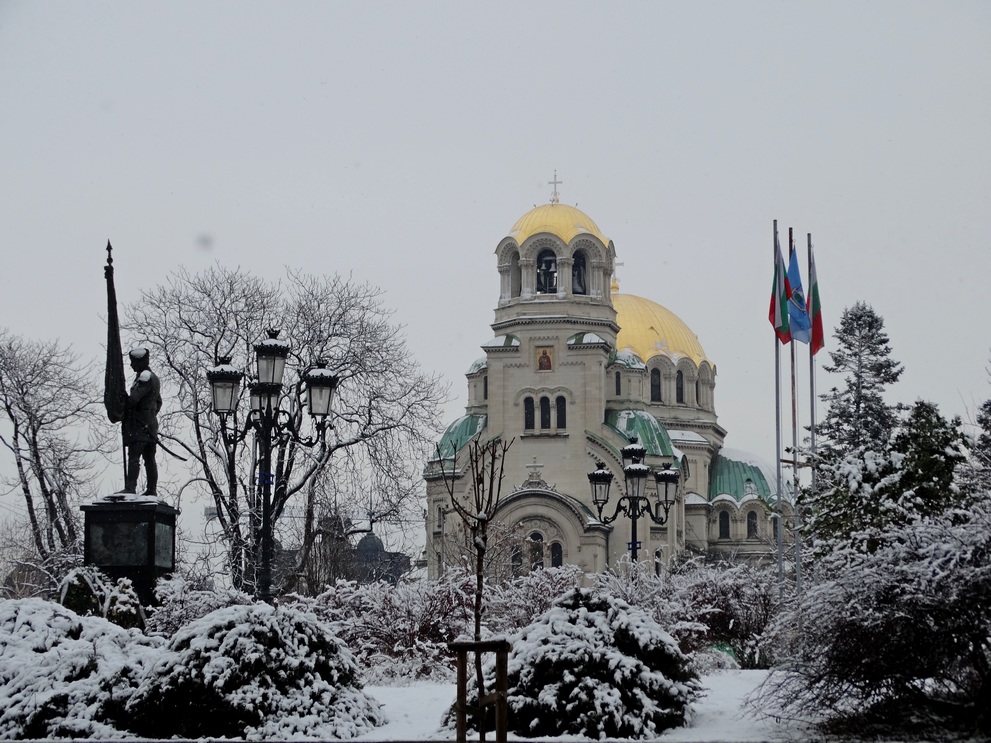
[122,347,162,495]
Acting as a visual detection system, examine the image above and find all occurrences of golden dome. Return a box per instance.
[508,203,609,246]
[613,293,709,365]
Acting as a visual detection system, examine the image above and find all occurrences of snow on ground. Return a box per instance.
[357,670,807,742]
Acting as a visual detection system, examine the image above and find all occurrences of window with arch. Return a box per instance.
[524,397,535,430]
[718,510,730,539]
[744,478,757,497]
[529,532,544,570]
[556,396,566,429]
[509,251,522,298]
[511,546,523,577]
[539,396,551,429]
[572,250,588,295]
[536,249,557,294]
[747,510,759,539]
[695,379,700,406]
[615,371,622,396]
[650,368,662,402]
[483,375,488,400]
[550,542,563,568]
[676,370,685,404]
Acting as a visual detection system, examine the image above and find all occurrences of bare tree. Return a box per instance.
[123,266,445,595]
[0,330,110,592]
[437,435,513,706]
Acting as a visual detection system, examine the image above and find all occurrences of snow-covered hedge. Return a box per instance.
[146,575,254,636]
[454,587,701,739]
[126,602,385,739]
[0,598,164,739]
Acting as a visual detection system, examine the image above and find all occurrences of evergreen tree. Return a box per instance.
[816,302,903,456]
[884,400,966,520]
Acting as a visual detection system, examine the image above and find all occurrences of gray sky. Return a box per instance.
[1,1,989,483]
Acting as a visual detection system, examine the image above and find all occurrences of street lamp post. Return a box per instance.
[206,329,339,602]
[587,437,680,562]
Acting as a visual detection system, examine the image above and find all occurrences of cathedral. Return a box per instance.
[424,193,791,578]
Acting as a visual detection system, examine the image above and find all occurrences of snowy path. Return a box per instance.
[357,671,807,742]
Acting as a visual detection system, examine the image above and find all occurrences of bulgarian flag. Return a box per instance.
[768,228,791,344]
[807,245,825,355]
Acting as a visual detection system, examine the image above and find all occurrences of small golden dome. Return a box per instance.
[614,293,709,365]
[508,203,609,246]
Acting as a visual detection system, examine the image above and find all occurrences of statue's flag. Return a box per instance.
[786,245,812,344]
[104,242,127,423]
[769,229,791,344]
[807,245,825,355]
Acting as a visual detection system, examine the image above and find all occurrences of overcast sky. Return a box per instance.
[1,2,989,505]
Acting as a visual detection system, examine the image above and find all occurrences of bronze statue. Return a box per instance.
[122,348,162,495]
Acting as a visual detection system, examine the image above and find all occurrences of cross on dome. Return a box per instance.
[548,170,562,204]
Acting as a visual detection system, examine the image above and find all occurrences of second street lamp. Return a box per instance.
[587,437,679,562]
[205,330,339,602]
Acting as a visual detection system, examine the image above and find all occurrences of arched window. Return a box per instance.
[650,368,662,402]
[572,251,587,295]
[718,511,730,539]
[676,371,685,404]
[524,397,534,430]
[509,252,522,298]
[539,397,551,429]
[555,396,566,429]
[536,249,557,294]
[511,546,523,577]
[615,371,622,396]
[529,532,544,570]
[744,478,757,497]
[550,542,563,568]
[695,379,701,406]
[747,511,759,539]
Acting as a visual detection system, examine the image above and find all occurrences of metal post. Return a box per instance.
[258,404,274,603]
[629,504,639,562]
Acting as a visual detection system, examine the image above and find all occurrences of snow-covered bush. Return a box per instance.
[454,587,701,739]
[126,602,385,739]
[295,572,472,683]
[0,598,164,739]
[755,496,991,736]
[486,564,586,634]
[595,558,779,669]
[59,566,145,630]
[145,575,254,636]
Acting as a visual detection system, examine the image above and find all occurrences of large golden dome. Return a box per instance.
[614,293,709,365]
[508,203,609,245]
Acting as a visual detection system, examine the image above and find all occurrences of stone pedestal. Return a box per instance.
[81,494,179,606]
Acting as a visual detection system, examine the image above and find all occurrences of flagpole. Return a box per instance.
[789,228,802,599]
[806,233,817,586]
[773,220,784,594]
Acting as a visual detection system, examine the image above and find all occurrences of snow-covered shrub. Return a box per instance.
[59,567,145,630]
[755,496,991,736]
[486,564,586,634]
[454,587,701,739]
[145,575,254,636]
[0,598,164,739]
[294,572,472,683]
[126,602,385,739]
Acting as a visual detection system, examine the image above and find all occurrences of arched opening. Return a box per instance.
[747,510,759,539]
[555,396,566,429]
[550,542,563,568]
[572,250,588,295]
[650,368,662,402]
[695,379,700,406]
[615,371,622,396]
[718,510,730,540]
[529,532,544,570]
[483,375,488,400]
[524,397,535,430]
[539,396,551,429]
[536,249,557,294]
[676,371,685,404]
[509,251,522,298]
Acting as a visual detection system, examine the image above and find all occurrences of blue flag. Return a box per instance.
[787,247,812,344]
